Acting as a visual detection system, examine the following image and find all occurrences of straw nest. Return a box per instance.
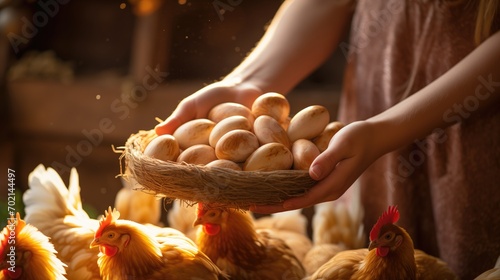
[122,129,317,209]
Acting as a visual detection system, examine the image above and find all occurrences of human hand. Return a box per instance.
[250,121,382,214]
[155,81,263,135]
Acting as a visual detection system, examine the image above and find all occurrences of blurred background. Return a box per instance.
[0,0,346,226]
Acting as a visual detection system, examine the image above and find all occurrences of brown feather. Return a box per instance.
[196,207,305,279]
[0,214,67,280]
[307,207,458,280]
[94,214,227,280]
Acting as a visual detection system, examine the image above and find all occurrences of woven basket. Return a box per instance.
[122,129,317,209]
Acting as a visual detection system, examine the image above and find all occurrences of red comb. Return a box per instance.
[197,203,206,217]
[369,205,400,241]
[95,207,120,238]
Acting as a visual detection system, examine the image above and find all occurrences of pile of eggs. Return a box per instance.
[144,92,343,172]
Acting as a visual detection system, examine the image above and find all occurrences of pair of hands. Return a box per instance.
[155,82,380,214]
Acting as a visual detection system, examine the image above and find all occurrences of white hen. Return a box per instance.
[23,164,101,280]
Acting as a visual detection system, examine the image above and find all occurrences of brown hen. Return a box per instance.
[307,205,458,280]
[90,207,228,280]
[193,203,306,280]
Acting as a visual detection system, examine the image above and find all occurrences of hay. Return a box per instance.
[123,129,317,209]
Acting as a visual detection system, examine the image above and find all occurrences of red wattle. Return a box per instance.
[376,246,390,257]
[203,223,221,235]
[100,245,118,257]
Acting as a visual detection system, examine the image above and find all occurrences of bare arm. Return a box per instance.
[224,0,354,94]
[252,30,500,213]
[155,0,354,135]
[369,30,500,156]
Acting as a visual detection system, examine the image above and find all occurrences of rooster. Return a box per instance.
[0,213,67,280]
[193,203,306,279]
[90,207,228,280]
[307,205,458,280]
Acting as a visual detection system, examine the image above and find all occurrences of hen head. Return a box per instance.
[90,207,130,257]
[193,203,228,236]
[368,205,412,257]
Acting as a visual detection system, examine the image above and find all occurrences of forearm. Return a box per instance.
[370,30,500,156]
[224,0,354,94]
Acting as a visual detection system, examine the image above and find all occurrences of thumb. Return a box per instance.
[155,104,197,135]
[309,139,344,181]
[154,116,183,135]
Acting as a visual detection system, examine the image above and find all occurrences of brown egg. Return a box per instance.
[173,119,215,150]
[253,115,291,149]
[243,143,293,171]
[215,129,259,162]
[206,159,242,171]
[143,134,180,162]
[176,144,217,165]
[313,121,344,152]
[208,102,255,124]
[287,105,330,142]
[209,115,252,148]
[292,139,320,170]
[251,92,290,123]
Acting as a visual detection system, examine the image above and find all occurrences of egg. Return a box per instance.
[143,134,180,162]
[176,144,217,165]
[215,129,259,162]
[173,119,215,150]
[253,115,291,149]
[287,105,330,142]
[208,102,255,124]
[251,92,290,123]
[292,139,320,170]
[313,121,344,152]
[243,143,293,171]
[206,159,242,171]
[209,115,252,148]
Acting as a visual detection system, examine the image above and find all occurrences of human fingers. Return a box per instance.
[250,162,348,214]
[154,99,199,135]
[252,154,362,214]
[249,168,346,214]
[309,144,343,181]
[155,83,262,135]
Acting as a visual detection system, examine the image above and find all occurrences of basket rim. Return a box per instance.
[122,129,317,208]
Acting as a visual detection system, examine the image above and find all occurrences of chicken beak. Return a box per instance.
[90,238,100,248]
[368,240,378,251]
[193,217,202,227]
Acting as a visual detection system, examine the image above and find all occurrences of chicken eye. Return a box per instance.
[384,233,393,240]
[107,232,115,239]
[208,212,216,217]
